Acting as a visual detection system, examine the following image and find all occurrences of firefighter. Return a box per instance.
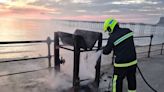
[102,18,137,92]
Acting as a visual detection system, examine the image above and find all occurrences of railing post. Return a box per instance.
[112,52,115,64]
[73,35,80,92]
[95,33,102,88]
[54,32,60,71]
[161,43,164,55]
[47,37,51,68]
[148,34,153,58]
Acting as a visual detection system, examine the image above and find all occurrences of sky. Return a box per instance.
[0,0,164,24]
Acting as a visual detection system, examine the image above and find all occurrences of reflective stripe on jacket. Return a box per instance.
[103,28,137,66]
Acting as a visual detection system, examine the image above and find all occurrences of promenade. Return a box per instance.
[0,54,163,92]
[136,54,164,92]
[99,54,164,92]
[119,54,164,92]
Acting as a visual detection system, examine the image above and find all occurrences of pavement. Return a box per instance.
[99,54,164,92]
[136,55,164,92]
[0,54,163,92]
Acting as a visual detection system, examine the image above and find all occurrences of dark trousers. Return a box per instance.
[112,65,137,92]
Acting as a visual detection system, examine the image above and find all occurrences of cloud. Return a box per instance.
[147,13,162,16]
[71,0,92,4]
[0,0,164,23]
[76,10,87,13]
[104,9,120,13]
[57,15,109,21]
[28,0,164,23]
[0,1,60,20]
[111,0,160,5]
[12,0,38,4]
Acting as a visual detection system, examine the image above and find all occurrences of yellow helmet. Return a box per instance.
[103,18,118,33]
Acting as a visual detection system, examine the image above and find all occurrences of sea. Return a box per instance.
[0,19,163,69]
[0,19,164,91]
[0,19,164,59]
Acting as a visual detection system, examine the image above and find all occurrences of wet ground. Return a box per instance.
[100,54,164,92]
[0,51,163,92]
[136,54,164,92]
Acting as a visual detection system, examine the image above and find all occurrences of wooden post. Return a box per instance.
[148,35,153,58]
[95,33,102,88]
[54,32,60,71]
[47,37,51,68]
[73,35,80,92]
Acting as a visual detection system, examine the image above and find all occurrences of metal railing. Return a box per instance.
[0,37,54,77]
[135,39,164,58]
[0,35,163,77]
[161,43,164,55]
[103,35,164,62]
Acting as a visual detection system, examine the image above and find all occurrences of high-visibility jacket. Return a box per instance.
[103,28,137,67]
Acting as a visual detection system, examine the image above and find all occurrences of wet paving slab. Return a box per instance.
[0,55,163,92]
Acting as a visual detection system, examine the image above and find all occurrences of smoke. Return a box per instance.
[44,71,72,91]
[79,50,103,80]
[38,50,103,91]
[0,50,103,92]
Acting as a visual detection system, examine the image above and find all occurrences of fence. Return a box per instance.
[0,34,163,77]
[134,35,164,58]
[103,35,164,62]
[0,37,54,77]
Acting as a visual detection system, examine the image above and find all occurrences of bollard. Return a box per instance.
[47,37,51,68]
[148,34,153,58]
[54,32,60,71]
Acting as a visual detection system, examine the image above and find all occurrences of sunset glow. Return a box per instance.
[0,0,9,3]
[0,0,58,20]
[0,0,36,6]
[0,0,163,23]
